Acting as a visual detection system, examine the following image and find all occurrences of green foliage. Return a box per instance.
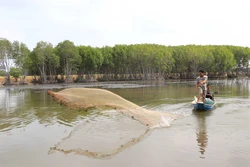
[0,38,12,73]
[101,46,114,69]
[55,40,81,82]
[0,38,31,84]
[31,41,55,83]
[10,67,22,82]
[78,46,103,73]
[11,41,30,82]
[229,46,250,70]
[0,70,8,76]
[212,46,236,72]
[15,43,30,69]
[2,37,250,82]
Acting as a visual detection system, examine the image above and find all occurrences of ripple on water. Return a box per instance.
[151,102,193,118]
[202,99,250,162]
[0,110,36,133]
[49,110,151,159]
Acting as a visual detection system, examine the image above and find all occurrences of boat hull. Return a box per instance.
[192,103,215,110]
[192,96,215,111]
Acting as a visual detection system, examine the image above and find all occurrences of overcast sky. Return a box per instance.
[1,0,250,50]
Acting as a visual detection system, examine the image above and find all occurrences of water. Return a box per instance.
[0,79,249,167]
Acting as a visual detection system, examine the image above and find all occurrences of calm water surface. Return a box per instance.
[0,79,249,167]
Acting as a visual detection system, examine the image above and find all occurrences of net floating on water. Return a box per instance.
[48,88,179,128]
[49,111,151,159]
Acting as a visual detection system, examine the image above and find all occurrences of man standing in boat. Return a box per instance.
[196,70,208,103]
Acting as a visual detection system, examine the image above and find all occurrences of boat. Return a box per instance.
[191,96,215,111]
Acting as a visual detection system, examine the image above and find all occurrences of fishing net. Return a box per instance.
[49,110,151,159]
[48,88,179,128]
[48,88,180,158]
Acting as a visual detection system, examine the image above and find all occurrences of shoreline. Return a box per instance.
[0,78,248,90]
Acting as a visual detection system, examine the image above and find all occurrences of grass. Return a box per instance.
[0,76,39,84]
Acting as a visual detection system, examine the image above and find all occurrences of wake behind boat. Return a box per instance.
[192,96,216,111]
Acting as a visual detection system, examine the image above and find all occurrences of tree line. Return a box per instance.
[0,37,250,84]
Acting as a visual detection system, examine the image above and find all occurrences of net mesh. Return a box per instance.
[49,110,151,159]
[48,88,181,158]
[48,88,179,128]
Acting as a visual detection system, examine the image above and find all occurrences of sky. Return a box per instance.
[1,0,250,50]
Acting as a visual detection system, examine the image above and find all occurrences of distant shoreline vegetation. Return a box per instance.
[0,37,249,84]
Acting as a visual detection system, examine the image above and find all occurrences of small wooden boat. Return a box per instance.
[191,96,215,111]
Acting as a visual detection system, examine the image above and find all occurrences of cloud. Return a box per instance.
[0,0,250,49]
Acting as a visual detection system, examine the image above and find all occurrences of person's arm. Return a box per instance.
[200,76,208,84]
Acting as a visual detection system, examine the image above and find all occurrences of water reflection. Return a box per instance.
[193,110,212,159]
[0,88,25,113]
[0,88,90,132]
[210,78,249,98]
